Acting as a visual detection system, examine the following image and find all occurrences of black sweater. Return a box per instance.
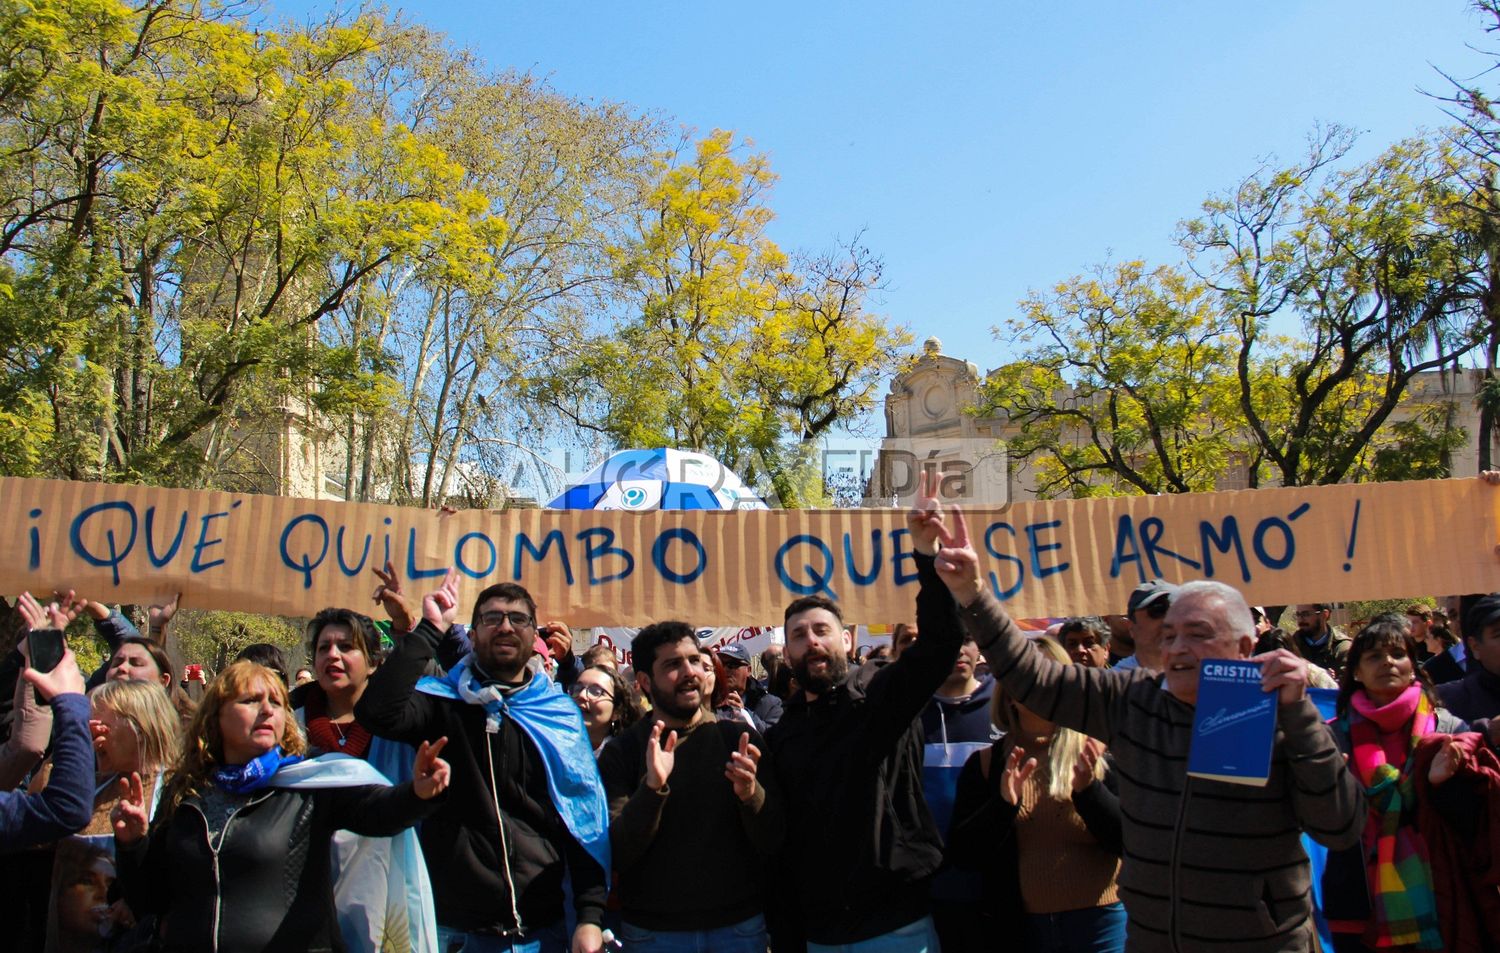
[765,552,963,945]
[599,716,783,930]
[354,620,608,934]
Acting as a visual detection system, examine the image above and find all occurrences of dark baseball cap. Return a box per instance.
[718,643,753,666]
[1465,593,1500,637]
[1127,580,1178,616]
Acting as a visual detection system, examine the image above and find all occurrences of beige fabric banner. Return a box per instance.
[1,477,1496,625]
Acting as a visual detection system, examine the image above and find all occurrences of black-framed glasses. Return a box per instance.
[568,683,614,702]
[478,611,535,630]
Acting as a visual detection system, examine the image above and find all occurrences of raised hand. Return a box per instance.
[16,592,47,631]
[1072,738,1105,793]
[421,568,460,630]
[998,744,1039,806]
[645,722,678,793]
[23,648,85,701]
[724,731,762,802]
[412,737,451,800]
[110,772,150,846]
[1252,648,1310,705]
[17,590,84,632]
[723,690,744,710]
[147,592,180,637]
[1428,736,1468,786]
[543,622,574,660]
[371,561,418,632]
[933,508,984,606]
[44,590,86,630]
[906,470,947,556]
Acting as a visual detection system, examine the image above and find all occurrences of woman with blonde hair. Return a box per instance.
[111,661,450,953]
[82,679,181,835]
[947,635,1125,953]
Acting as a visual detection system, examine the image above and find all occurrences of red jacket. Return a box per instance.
[1414,732,1500,953]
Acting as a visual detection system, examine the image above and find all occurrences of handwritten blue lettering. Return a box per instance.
[843,530,882,586]
[279,514,329,589]
[454,531,496,579]
[577,527,634,585]
[984,522,1026,600]
[514,529,575,585]
[775,534,836,598]
[652,528,705,585]
[69,501,138,586]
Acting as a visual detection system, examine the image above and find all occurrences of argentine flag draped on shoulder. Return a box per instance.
[415,653,612,876]
[269,755,439,953]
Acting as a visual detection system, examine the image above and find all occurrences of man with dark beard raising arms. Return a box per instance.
[766,473,963,953]
[598,621,782,951]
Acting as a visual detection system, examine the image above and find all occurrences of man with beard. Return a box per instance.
[356,571,609,953]
[766,473,964,953]
[1291,603,1349,680]
[598,622,782,951]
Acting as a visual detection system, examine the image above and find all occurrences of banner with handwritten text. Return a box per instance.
[2,477,1495,625]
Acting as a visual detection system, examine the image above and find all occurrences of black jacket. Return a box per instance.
[354,620,608,934]
[117,782,433,953]
[766,552,962,945]
[1437,666,1500,734]
[599,717,783,930]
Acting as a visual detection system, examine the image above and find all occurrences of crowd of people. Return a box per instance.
[2,471,1500,953]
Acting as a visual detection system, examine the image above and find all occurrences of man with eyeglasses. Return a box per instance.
[1291,603,1349,681]
[597,621,782,952]
[1114,579,1177,673]
[357,570,610,953]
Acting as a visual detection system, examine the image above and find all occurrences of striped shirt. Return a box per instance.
[958,593,1364,953]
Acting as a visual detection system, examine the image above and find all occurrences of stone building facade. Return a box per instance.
[863,338,1497,506]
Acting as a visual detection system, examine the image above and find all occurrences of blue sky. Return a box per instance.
[276,1,1494,472]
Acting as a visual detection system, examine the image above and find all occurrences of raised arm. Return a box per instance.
[936,509,1140,743]
[0,636,52,790]
[355,572,460,743]
[860,473,967,748]
[354,619,451,744]
[0,649,93,850]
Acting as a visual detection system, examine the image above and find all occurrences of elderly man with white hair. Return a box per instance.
[915,504,1364,953]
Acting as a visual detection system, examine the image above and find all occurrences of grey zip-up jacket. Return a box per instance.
[954,588,1364,953]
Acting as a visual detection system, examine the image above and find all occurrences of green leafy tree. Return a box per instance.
[538,131,909,506]
[978,260,1249,496]
[1182,127,1491,486]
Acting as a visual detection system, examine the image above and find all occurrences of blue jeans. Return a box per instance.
[619,914,767,953]
[438,921,568,953]
[1024,902,1126,953]
[806,916,941,953]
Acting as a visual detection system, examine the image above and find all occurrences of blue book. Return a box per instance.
[1187,659,1276,786]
